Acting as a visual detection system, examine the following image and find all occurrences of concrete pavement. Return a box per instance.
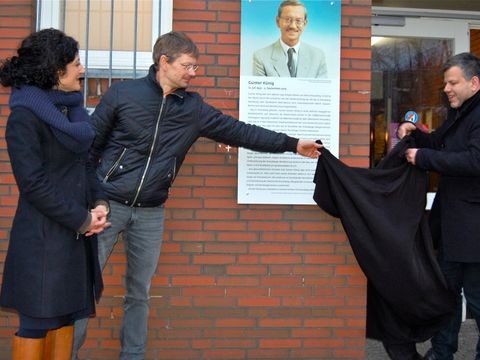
[366,319,478,359]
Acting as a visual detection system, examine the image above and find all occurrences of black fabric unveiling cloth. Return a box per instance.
[313,137,456,344]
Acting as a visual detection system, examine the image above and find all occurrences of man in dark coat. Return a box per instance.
[398,52,480,360]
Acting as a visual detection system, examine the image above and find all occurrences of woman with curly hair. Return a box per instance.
[0,28,110,359]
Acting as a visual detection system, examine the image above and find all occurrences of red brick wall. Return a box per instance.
[0,1,372,359]
[0,1,35,359]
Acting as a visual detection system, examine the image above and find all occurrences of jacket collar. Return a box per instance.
[455,89,480,120]
[444,89,480,129]
[146,64,188,99]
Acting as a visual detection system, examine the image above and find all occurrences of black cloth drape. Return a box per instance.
[313,137,456,344]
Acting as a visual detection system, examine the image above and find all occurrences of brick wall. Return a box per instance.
[0,0,372,359]
[0,1,35,359]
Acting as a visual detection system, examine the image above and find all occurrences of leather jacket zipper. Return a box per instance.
[171,158,176,186]
[131,97,166,206]
[103,147,127,183]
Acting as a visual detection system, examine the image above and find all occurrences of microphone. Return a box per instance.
[403,110,419,124]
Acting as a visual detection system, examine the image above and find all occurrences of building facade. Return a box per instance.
[0,0,376,359]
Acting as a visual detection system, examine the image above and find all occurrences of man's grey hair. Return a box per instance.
[443,52,480,80]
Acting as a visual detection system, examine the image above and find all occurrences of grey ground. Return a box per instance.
[366,319,478,359]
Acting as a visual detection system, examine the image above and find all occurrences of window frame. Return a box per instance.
[36,0,173,70]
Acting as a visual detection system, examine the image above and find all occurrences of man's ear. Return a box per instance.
[159,55,169,69]
[471,75,480,92]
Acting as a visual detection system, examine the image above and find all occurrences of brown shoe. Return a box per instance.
[43,325,74,360]
[12,335,45,360]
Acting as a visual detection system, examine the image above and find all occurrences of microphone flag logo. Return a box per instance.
[404,111,419,124]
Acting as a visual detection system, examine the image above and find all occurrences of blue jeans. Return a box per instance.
[72,200,165,360]
[430,257,480,360]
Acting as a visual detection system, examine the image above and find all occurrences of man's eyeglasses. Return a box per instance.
[279,16,306,27]
[180,63,199,72]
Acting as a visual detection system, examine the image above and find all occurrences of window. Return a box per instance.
[37,0,172,76]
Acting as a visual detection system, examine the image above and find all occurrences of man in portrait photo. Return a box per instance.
[252,0,328,78]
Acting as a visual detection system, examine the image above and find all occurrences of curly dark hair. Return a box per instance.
[0,28,79,89]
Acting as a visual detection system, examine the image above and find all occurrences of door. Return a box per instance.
[371,15,469,208]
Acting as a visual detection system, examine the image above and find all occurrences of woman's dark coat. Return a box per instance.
[412,90,480,262]
[0,107,104,318]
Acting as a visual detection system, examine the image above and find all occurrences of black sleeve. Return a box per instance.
[197,96,298,153]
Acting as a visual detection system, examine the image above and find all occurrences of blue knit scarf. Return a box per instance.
[9,85,95,153]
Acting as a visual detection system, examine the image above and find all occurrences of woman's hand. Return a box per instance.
[85,205,111,236]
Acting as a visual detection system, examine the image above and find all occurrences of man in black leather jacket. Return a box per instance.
[72,31,322,360]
